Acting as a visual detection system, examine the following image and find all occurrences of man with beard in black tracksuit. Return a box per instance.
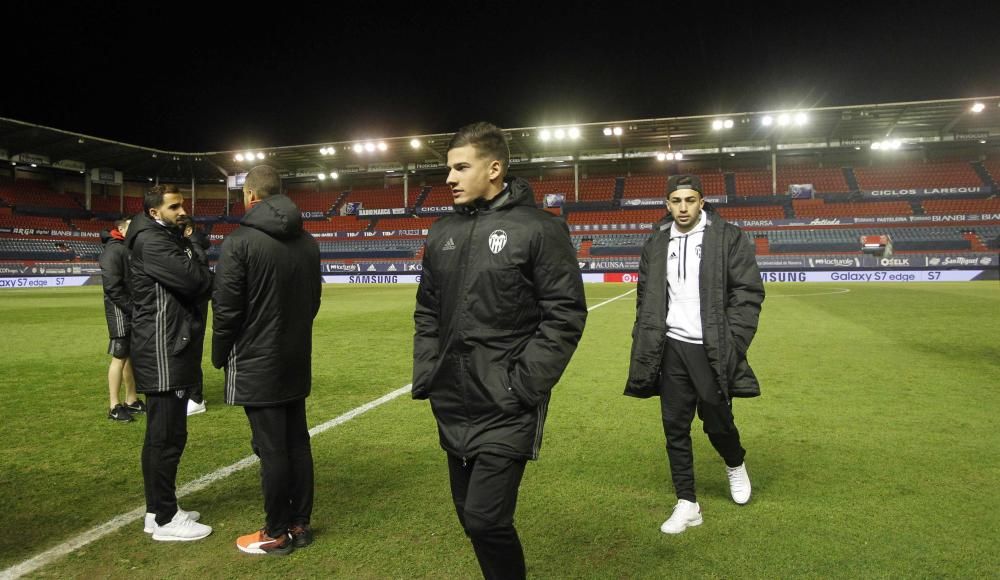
[126,185,213,541]
[212,165,321,555]
[413,122,588,579]
[625,175,764,535]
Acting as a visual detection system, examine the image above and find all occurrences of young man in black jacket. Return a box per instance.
[99,218,142,421]
[625,175,765,534]
[413,122,588,579]
[212,165,321,555]
[126,185,213,541]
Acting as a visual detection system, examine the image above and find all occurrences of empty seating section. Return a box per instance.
[734,171,774,196]
[372,217,439,232]
[568,209,663,226]
[623,173,727,198]
[421,185,454,208]
[984,158,1000,184]
[792,200,911,218]
[579,177,616,201]
[345,187,405,209]
[0,215,71,231]
[716,206,785,221]
[854,161,980,190]
[0,238,101,260]
[922,198,1000,215]
[303,217,370,234]
[623,175,665,199]
[776,167,848,193]
[286,189,342,213]
[194,199,228,216]
[767,227,971,253]
[0,181,79,209]
[318,239,423,259]
[1,170,996,266]
[71,219,116,232]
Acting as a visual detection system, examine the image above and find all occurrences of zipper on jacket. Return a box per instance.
[458,213,480,458]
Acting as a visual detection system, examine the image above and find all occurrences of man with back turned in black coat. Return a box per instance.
[212,164,322,556]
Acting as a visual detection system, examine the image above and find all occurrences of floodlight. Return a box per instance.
[723,119,734,129]
[365,143,376,152]
[712,120,724,130]
[603,128,613,136]
[539,129,551,141]
[656,153,666,161]
[317,173,326,180]
[971,102,985,113]
[794,112,808,126]
[568,127,581,139]
[410,139,421,149]
[256,152,265,160]
[613,127,623,136]
[377,142,388,151]
[761,116,773,126]
[777,114,791,126]
[235,154,245,161]
[353,144,364,153]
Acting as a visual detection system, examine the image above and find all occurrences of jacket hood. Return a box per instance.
[100,230,115,244]
[241,194,304,239]
[455,177,536,215]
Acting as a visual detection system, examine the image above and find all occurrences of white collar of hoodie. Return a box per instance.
[669,209,708,239]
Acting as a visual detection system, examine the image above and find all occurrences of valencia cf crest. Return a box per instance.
[695,244,702,258]
[488,230,508,254]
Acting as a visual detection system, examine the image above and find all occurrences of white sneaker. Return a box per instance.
[660,499,703,534]
[144,507,201,533]
[187,399,206,416]
[726,462,752,505]
[151,511,212,541]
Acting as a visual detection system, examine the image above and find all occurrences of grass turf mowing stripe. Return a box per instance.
[2,287,635,579]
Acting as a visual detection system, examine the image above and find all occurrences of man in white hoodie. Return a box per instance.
[625,174,765,534]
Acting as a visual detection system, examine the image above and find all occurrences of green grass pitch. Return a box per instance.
[1,282,997,578]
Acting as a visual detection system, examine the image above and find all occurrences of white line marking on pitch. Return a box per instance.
[2,288,633,579]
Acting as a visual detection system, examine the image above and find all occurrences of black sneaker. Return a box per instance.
[108,404,134,422]
[289,523,313,548]
[124,399,146,414]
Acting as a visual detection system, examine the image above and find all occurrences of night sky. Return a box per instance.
[4,2,998,152]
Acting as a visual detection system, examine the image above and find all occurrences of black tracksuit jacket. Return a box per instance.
[211,194,322,406]
[99,231,131,339]
[413,177,588,460]
[125,212,213,394]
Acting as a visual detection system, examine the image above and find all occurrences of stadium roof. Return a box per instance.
[2,96,998,184]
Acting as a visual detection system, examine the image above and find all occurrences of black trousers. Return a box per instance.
[142,390,189,525]
[447,453,527,580]
[659,337,745,502]
[244,399,314,538]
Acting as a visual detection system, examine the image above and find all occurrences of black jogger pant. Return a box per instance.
[447,453,527,580]
[143,390,189,525]
[659,337,745,502]
[244,398,314,538]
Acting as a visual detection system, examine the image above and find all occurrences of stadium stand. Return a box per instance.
[854,160,982,191]
[342,187,407,209]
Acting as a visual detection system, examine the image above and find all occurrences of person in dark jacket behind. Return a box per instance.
[126,185,213,541]
[99,217,143,422]
[212,165,322,556]
[413,122,588,579]
[625,175,765,535]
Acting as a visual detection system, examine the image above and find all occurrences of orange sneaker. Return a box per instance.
[236,529,294,555]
